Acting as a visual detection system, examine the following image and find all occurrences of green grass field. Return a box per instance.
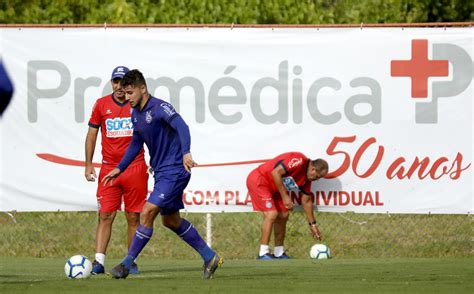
[1,257,473,294]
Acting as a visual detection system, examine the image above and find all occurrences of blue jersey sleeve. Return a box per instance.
[156,101,178,122]
[156,101,191,155]
[169,114,191,155]
[116,130,144,172]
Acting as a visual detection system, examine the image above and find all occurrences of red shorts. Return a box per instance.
[246,169,287,212]
[97,162,148,213]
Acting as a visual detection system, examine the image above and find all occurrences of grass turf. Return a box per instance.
[0,257,473,293]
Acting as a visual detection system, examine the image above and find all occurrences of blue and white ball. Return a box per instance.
[310,244,332,259]
[64,255,92,279]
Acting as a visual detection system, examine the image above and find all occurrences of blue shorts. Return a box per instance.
[148,168,191,215]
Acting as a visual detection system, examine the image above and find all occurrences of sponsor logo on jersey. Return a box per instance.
[288,157,303,168]
[105,117,133,137]
[160,102,176,117]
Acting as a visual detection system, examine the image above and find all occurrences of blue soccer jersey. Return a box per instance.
[0,61,14,115]
[117,96,191,174]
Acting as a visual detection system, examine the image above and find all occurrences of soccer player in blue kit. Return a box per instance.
[0,60,14,116]
[102,69,223,279]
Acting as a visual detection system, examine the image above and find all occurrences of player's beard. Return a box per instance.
[115,89,125,99]
[131,94,142,109]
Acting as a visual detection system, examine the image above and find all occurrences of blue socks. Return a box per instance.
[121,219,215,268]
[173,219,215,263]
[122,224,153,269]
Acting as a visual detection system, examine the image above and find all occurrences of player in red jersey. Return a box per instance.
[246,152,328,259]
[84,66,148,274]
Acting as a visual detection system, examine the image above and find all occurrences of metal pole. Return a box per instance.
[206,213,212,247]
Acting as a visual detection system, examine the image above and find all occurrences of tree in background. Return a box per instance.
[0,0,472,24]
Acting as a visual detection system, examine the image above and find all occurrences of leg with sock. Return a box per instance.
[273,212,290,259]
[109,202,160,279]
[121,224,153,269]
[273,246,285,257]
[259,244,270,256]
[92,253,105,274]
[258,211,277,260]
[95,253,105,265]
[163,213,223,279]
[171,218,215,262]
[93,211,116,274]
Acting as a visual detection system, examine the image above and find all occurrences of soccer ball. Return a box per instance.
[310,244,332,259]
[64,255,92,279]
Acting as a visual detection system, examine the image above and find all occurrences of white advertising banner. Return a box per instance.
[0,27,472,214]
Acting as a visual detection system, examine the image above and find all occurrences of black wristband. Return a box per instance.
[308,220,317,226]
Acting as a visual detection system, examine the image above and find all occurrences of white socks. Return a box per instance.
[273,246,284,257]
[95,253,105,265]
[259,245,270,256]
[259,245,285,257]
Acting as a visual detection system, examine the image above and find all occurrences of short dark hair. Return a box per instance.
[120,69,146,88]
[311,158,328,173]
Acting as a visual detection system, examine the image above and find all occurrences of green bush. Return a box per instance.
[0,0,472,24]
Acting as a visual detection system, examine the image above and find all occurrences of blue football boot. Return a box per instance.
[91,260,105,275]
[274,252,290,259]
[256,253,275,260]
[129,262,140,274]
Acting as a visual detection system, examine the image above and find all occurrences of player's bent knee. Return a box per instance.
[140,206,159,226]
[277,212,289,220]
[98,212,116,223]
[160,216,180,230]
[125,212,140,223]
[125,212,140,226]
[160,218,172,229]
[263,211,279,222]
[140,212,155,226]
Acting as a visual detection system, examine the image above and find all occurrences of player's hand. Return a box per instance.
[85,164,97,182]
[310,224,322,241]
[183,153,197,173]
[283,195,294,210]
[102,168,121,186]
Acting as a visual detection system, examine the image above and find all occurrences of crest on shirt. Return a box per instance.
[160,102,176,117]
[146,110,153,124]
[97,196,102,210]
[288,157,303,169]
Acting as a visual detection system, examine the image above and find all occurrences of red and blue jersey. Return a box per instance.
[88,94,145,166]
[257,152,312,194]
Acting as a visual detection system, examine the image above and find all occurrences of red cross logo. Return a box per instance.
[391,39,449,98]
